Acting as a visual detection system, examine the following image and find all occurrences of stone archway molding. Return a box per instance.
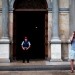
[9,0,52,9]
[11,0,52,61]
[0,0,52,63]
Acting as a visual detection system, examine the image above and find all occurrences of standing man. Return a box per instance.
[21,36,31,63]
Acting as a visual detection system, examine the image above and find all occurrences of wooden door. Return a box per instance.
[45,13,48,59]
[13,11,17,60]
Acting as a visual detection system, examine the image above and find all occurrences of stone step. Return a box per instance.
[0,65,75,71]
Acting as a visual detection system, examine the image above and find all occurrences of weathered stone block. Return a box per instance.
[59,0,69,8]
[0,0,2,8]
[48,13,52,59]
[0,38,10,63]
[61,43,68,60]
[48,13,52,41]
[59,13,69,41]
[9,12,13,41]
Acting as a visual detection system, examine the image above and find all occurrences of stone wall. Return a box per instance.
[48,0,70,60]
[59,0,69,8]
[0,0,2,8]
[59,13,69,60]
[59,13,69,41]
[0,0,13,40]
[0,0,70,60]
[59,0,69,60]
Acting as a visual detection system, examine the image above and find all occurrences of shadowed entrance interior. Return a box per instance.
[15,11,45,60]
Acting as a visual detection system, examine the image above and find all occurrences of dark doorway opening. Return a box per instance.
[15,11,45,60]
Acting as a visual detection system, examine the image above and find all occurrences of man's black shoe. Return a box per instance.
[23,61,25,63]
[27,61,29,63]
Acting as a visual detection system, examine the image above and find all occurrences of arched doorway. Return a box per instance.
[13,0,48,60]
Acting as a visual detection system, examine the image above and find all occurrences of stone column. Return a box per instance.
[50,0,62,61]
[2,0,9,38]
[0,0,10,63]
[68,0,75,60]
[69,0,75,36]
[52,0,59,39]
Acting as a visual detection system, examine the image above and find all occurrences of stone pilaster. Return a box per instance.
[46,0,52,60]
[2,0,9,38]
[0,0,10,63]
[52,0,59,39]
[69,0,75,36]
[50,0,62,61]
[9,0,15,61]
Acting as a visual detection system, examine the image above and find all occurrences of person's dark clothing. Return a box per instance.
[21,41,31,63]
[22,50,29,63]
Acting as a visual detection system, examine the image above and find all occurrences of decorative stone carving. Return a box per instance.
[46,0,52,8]
[14,0,47,9]
[9,0,15,10]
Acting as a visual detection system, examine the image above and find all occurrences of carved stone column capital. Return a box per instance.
[46,0,52,8]
[9,0,15,11]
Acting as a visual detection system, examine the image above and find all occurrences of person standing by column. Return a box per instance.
[21,36,31,63]
[69,31,75,73]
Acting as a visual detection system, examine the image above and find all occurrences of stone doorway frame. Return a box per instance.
[14,11,48,60]
[10,0,52,61]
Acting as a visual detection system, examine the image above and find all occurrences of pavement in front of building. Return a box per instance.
[0,60,75,75]
[0,60,75,71]
[0,60,75,66]
[0,70,75,75]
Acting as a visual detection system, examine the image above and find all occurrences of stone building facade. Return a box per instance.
[0,0,74,63]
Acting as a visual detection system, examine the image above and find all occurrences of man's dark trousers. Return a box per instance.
[22,50,29,63]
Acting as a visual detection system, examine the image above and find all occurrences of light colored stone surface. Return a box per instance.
[0,44,9,58]
[0,39,10,62]
[0,0,70,62]
[50,40,61,60]
[46,61,75,65]
[0,0,2,8]
[61,44,68,60]
[1,61,75,66]
[0,13,2,38]
[0,60,46,66]
[48,13,52,41]
[0,70,75,75]
[59,13,69,41]
[68,40,71,59]
[48,13,52,59]
[4,0,69,9]
[9,12,13,41]
[59,0,69,8]
[9,13,13,60]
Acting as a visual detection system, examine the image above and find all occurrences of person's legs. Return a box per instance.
[70,59,74,72]
[69,50,75,72]
[22,50,25,63]
[26,50,29,63]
